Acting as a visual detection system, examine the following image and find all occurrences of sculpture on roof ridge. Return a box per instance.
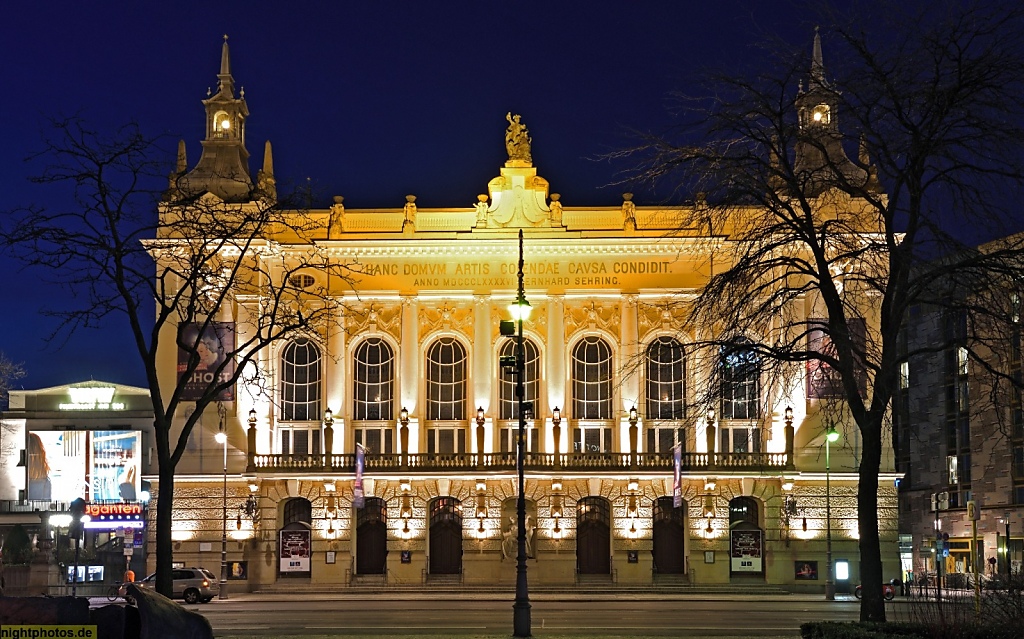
[505,112,532,164]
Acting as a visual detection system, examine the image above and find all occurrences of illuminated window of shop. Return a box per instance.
[353,338,394,421]
[645,337,685,420]
[572,336,613,420]
[498,338,539,420]
[426,337,467,421]
[280,339,322,422]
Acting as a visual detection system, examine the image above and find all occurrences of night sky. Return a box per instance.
[1,2,832,390]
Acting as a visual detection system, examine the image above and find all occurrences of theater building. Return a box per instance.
[150,39,900,592]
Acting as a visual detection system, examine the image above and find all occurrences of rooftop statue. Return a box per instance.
[505,112,532,164]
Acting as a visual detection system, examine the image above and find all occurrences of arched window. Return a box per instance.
[572,336,613,420]
[353,338,394,421]
[498,338,540,420]
[283,497,312,527]
[426,338,467,421]
[729,496,760,529]
[719,339,760,420]
[280,339,322,422]
[646,336,687,452]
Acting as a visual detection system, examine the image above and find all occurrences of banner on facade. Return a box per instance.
[353,444,365,508]
[279,529,310,573]
[177,322,235,401]
[730,529,763,572]
[672,443,682,508]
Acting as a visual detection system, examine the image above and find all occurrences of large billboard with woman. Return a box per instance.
[27,430,141,502]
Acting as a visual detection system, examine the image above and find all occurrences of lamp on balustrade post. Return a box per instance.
[323,408,334,471]
[824,426,840,601]
[476,407,486,469]
[705,407,716,465]
[246,408,257,472]
[784,406,795,470]
[551,407,562,471]
[214,404,229,600]
[399,407,410,471]
[506,228,531,638]
[628,406,639,472]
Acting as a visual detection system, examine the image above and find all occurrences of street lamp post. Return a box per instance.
[825,426,839,601]
[214,405,229,600]
[508,229,531,638]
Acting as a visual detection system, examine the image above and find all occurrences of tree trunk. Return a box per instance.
[155,462,176,597]
[858,415,885,622]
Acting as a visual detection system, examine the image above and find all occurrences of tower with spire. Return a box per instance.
[176,36,254,203]
[793,28,870,196]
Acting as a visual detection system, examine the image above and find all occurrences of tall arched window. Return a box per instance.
[353,338,394,421]
[572,336,613,420]
[498,338,540,420]
[426,337,467,421]
[719,339,760,420]
[646,337,685,420]
[280,339,322,421]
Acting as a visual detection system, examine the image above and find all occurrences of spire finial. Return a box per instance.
[220,35,231,77]
[809,26,826,90]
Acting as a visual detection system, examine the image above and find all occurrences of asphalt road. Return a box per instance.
[181,593,872,637]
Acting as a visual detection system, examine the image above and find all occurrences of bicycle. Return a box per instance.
[854,583,896,600]
[105,582,136,605]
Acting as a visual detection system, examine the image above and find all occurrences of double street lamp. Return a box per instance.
[500,229,532,638]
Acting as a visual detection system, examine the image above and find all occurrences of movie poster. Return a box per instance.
[177,322,236,401]
[730,529,763,573]
[279,529,311,573]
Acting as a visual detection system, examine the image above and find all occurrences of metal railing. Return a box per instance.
[251,450,788,474]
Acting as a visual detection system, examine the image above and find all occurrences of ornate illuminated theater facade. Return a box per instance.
[152,38,899,592]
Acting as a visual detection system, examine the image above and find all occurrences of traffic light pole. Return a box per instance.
[935,500,942,604]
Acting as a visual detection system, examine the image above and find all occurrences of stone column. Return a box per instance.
[400,297,419,455]
[473,296,492,454]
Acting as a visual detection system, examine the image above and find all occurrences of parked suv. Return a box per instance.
[138,567,219,603]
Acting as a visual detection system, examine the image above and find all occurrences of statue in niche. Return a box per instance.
[505,113,532,164]
[501,514,537,559]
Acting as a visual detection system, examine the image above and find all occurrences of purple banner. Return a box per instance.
[354,443,365,508]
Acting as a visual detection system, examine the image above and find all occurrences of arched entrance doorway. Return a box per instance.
[576,496,610,575]
[729,496,765,579]
[356,497,388,575]
[652,496,687,575]
[279,497,312,578]
[429,497,462,575]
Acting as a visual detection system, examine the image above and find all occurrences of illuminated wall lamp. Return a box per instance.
[705,518,714,536]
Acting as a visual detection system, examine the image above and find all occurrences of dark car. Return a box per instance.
[138,567,219,603]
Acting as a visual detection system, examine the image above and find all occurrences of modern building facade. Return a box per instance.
[0,381,154,591]
[896,287,1024,586]
[147,37,901,594]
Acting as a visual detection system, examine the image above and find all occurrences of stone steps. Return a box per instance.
[253,582,792,596]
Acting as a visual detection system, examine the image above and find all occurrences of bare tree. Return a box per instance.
[0,118,355,596]
[0,353,25,412]
[616,1,1024,622]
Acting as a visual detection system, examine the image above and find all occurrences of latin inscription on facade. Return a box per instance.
[357,258,677,291]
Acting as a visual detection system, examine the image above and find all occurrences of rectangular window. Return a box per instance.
[572,427,612,453]
[499,426,539,453]
[947,455,958,484]
[720,427,761,454]
[899,361,909,390]
[427,428,466,455]
[355,428,394,454]
[647,427,686,454]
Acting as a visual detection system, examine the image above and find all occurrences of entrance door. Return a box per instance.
[429,497,462,574]
[356,497,388,575]
[652,496,686,574]
[576,497,610,574]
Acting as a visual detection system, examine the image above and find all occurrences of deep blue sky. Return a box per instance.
[1,2,828,390]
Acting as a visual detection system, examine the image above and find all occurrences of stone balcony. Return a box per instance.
[248,450,790,475]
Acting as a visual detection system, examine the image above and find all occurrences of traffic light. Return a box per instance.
[69,498,86,539]
[942,532,950,557]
